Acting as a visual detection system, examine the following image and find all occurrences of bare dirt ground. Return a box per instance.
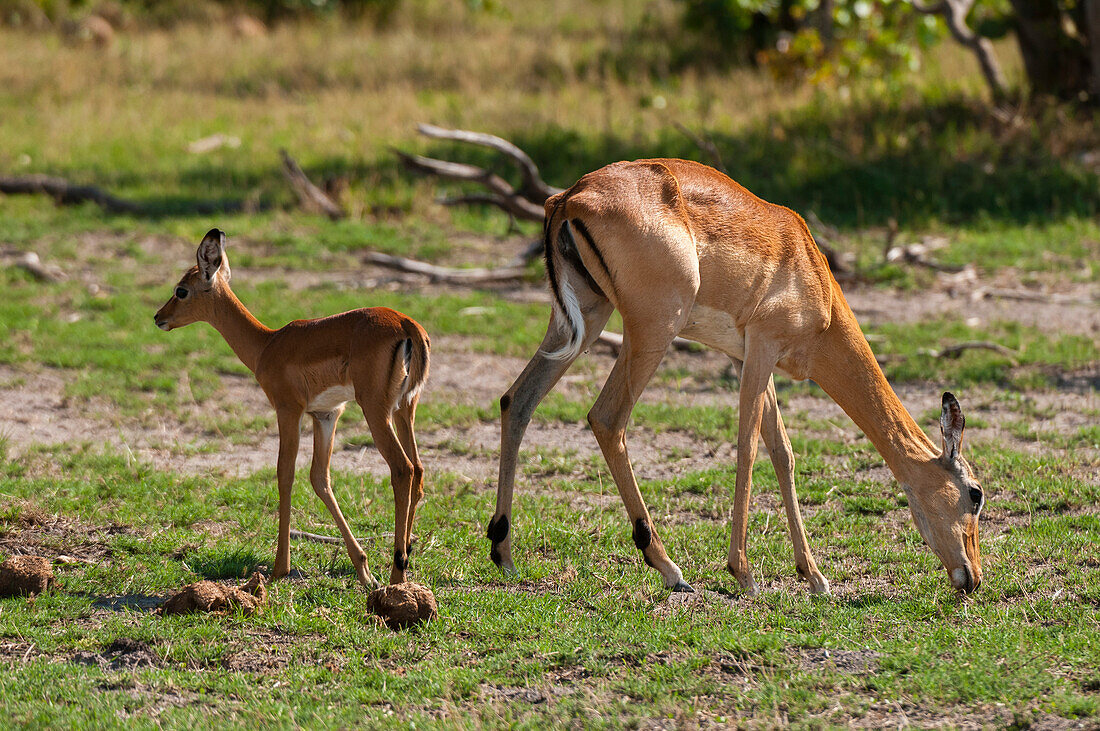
[1,277,1097,490]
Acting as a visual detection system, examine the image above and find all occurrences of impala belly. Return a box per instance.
[308,384,355,412]
[679,304,799,378]
[680,305,746,360]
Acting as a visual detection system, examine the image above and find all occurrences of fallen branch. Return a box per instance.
[876,340,1019,366]
[396,150,546,221]
[279,149,345,220]
[11,252,63,282]
[885,243,966,273]
[289,529,393,545]
[971,287,1097,306]
[0,174,142,214]
[364,251,532,283]
[416,123,562,201]
[672,122,728,174]
[0,174,263,215]
[596,331,699,355]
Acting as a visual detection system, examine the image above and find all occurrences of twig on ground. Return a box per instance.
[596,331,699,355]
[364,251,531,283]
[289,529,394,545]
[0,174,143,214]
[970,287,1097,306]
[279,149,345,220]
[11,252,63,282]
[876,340,1019,366]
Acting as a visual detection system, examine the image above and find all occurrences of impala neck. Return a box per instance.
[207,287,273,373]
[808,292,938,483]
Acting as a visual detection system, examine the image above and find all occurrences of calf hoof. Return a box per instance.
[808,574,831,596]
[671,581,695,593]
[727,563,759,596]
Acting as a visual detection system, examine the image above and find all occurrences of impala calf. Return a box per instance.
[155,229,430,587]
[489,159,985,595]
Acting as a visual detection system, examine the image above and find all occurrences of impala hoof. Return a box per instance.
[671,581,695,593]
[808,575,831,595]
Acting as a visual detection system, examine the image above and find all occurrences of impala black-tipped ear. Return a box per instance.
[196,228,229,285]
[940,392,965,463]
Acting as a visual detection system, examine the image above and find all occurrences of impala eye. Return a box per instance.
[969,486,984,513]
[175,287,188,299]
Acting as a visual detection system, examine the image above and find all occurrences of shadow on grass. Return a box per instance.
[430,95,1099,229]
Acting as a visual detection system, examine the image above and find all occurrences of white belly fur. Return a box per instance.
[679,305,746,360]
[308,384,355,413]
[679,304,798,378]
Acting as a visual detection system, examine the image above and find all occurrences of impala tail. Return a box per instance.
[401,322,431,405]
[540,199,607,362]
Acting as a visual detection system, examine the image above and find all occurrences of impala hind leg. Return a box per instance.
[490,302,613,573]
[273,407,303,581]
[362,407,415,585]
[727,334,781,595]
[310,407,375,589]
[588,329,691,592]
[393,399,424,560]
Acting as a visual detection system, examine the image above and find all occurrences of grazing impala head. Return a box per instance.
[154,228,232,331]
[904,393,984,593]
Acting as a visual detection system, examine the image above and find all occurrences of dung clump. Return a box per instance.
[0,555,56,597]
[366,582,437,631]
[158,571,267,616]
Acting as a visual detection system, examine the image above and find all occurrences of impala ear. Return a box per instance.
[196,228,230,285]
[939,392,965,463]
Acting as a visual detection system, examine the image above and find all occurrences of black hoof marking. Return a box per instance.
[632,518,652,551]
[393,551,409,571]
[487,515,509,543]
[490,545,503,567]
[672,581,695,593]
[796,564,808,578]
[499,394,511,412]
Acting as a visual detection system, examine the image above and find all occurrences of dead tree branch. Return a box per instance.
[672,122,728,174]
[289,529,392,545]
[279,149,345,220]
[0,174,143,214]
[910,0,1008,99]
[877,340,1019,365]
[596,331,699,355]
[363,251,531,284]
[396,149,547,221]
[415,124,563,201]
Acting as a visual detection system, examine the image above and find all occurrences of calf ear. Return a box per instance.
[196,228,230,285]
[939,392,965,463]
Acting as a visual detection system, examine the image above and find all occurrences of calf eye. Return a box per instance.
[175,287,188,299]
[969,486,984,512]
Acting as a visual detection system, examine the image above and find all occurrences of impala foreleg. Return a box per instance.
[727,335,780,595]
[759,375,830,594]
[274,408,303,581]
[310,408,376,589]
[588,331,691,592]
[490,304,612,574]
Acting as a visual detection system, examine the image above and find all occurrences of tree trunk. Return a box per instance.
[1008,0,1092,99]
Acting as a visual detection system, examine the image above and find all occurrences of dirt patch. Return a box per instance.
[792,646,882,674]
[72,637,160,670]
[158,572,267,616]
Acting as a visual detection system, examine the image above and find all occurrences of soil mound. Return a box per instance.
[0,555,56,597]
[366,582,437,631]
[158,572,267,616]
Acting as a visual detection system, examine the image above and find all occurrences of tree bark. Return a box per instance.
[1007,0,1092,99]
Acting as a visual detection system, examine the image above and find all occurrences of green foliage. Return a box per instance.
[676,0,942,87]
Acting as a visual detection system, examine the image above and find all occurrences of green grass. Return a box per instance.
[1,437,1098,727]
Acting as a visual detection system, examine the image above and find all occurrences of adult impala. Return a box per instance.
[488,159,985,595]
[155,229,430,587]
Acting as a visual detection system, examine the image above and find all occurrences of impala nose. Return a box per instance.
[952,566,980,593]
[154,314,169,331]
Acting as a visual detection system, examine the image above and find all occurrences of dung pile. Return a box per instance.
[0,555,56,597]
[366,582,437,631]
[158,572,267,616]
